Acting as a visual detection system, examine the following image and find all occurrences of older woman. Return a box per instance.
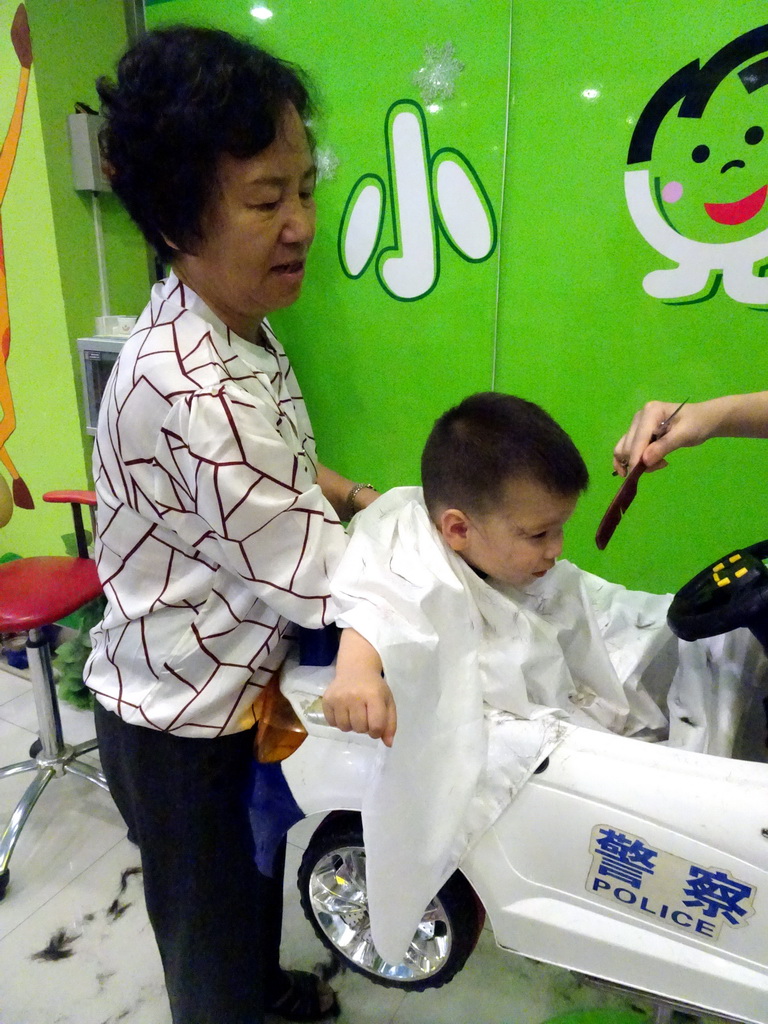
[85,26,378,1024]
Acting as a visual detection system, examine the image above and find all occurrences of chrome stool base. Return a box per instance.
[0,628,107,900]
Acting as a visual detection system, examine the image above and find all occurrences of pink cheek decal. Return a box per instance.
[661,181,684,203]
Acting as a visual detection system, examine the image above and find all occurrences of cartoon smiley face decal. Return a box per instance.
[652,74,768,242]
[626,24,768,305]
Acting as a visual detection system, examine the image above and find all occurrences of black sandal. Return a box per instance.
[267,970,340,1022]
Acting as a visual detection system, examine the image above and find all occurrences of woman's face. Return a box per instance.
[174,103,316,340]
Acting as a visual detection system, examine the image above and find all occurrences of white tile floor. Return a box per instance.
[0,663,645,1024]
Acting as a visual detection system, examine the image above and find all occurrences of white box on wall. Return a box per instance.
[67,113,110,193]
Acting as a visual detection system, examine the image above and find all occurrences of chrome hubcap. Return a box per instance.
[307,844,452,982]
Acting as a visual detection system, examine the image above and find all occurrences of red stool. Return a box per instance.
[0,490,107,900]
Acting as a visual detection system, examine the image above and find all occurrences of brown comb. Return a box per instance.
[595,458,648,550]
[596,400,688,551]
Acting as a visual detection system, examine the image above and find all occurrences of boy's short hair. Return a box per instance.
[421,392,589,519]
[97,26,313,264]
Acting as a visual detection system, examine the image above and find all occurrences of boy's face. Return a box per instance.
[439,477,578,589]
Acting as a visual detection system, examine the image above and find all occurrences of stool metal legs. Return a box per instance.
[0,627,108,899]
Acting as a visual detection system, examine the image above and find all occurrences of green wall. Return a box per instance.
[147,0,768,595]
[0,0,88,557]
[28,0,149,347]
[3,0,767,586]
[149,0,508,491]
[496,0,768,592]
[0,0,149,557]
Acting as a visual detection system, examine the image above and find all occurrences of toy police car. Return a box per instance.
[270,541,768,1024]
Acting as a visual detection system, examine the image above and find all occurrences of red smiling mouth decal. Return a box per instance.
[704,184,768,225]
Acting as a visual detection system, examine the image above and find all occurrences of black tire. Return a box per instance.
[297,812,485,991]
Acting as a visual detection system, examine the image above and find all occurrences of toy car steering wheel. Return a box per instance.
[668,539,768,642]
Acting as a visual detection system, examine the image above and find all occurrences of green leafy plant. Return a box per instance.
[52,527,101,710]
[52,597,104,710]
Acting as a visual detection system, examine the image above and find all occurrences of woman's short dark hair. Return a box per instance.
[421,392,589,519]
[98,26,313,263]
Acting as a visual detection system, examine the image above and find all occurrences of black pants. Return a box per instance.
[95,701,285,1024]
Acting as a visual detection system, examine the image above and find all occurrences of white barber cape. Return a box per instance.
[331,487,762,963]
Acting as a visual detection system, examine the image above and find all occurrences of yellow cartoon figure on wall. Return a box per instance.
[0,4,32,527]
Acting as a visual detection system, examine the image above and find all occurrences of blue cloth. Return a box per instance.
[248,760,305,876]
[297,624,339,666]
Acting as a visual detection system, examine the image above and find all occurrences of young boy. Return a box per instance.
[320,392,759,964]
[322,391,643,743]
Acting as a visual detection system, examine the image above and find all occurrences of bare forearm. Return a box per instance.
[335,627,384,680]
[316,462,380,519]
[702,392,768,440]
[322,628,396,746]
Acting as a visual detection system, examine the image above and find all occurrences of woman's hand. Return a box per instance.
[613,393,768,476]
[322,628,397,746]
[612,401,711,476]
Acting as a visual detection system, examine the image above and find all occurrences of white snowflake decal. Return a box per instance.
[315,146,340,183]
[412,42,464,106]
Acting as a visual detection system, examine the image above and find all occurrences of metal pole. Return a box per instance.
[123,0,145,42]
[120,1,160,288]
[91,192,110,319]
[27,628,64,759]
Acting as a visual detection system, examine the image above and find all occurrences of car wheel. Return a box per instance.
[297,812,485,990]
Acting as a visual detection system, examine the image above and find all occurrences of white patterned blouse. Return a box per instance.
[85,272,347,736]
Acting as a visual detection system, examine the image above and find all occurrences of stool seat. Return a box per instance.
[0,488,108,902]
[0,556,102,631]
